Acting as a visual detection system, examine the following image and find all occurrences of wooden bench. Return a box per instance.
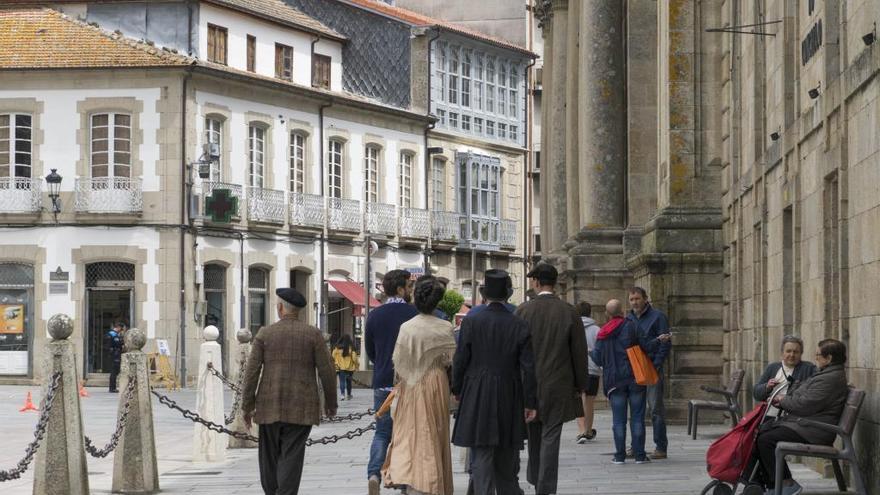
[688,368,745,440]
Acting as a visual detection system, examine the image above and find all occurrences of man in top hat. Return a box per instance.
[242,287,337,495]
[515,263,589,495]
[453,269,537,494]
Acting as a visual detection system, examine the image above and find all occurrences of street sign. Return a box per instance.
[205,188,238,223]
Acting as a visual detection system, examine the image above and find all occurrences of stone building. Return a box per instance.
[536,0,880,489]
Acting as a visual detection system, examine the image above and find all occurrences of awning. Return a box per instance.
[328,280,380,316]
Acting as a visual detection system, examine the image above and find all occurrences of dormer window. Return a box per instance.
[275,43,293,81]
[207,24,227,65]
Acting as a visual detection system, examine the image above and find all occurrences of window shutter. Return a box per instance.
[207,27,216,61]
[218,29,226,64]
[275,44,282,78]
[247,35,256,72]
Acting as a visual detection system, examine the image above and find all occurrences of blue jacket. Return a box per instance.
[364,302,419,389]
[591,317,654,396]
[627,304,671,370]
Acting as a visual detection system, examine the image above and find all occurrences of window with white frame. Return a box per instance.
[431,157,445,211]
[485,56,496,114]
[0,113,32,179]
[449,48,459,105]
[364,144,380,203]
[457,152,502,245]
[289,132,306,193]
[498,63,507,117]
[248,124,265,188]
[399,151,414,208]
[327,139,344,199]
[90,113,131,178]
[204,117,222,182]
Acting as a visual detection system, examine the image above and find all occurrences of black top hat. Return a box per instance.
[526,263,558,284]
[275,287,307,308]
[483,269,512,300]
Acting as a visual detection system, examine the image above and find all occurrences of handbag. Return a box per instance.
[626,343,659,386]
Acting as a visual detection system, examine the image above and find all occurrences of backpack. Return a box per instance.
[706,402,768,483]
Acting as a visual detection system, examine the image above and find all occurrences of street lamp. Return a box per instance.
[45,168,62,220]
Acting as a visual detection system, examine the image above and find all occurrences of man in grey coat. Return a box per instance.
[515,263,590,495]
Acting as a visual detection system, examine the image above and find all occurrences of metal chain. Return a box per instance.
[224,354,248,425]
[150,389,376,446]
[0,372,62,482]
[84,375,138,458]
[206,362,241,394]
[321,409,376,423]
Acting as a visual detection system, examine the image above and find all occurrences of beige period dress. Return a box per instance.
[382,313,457,495]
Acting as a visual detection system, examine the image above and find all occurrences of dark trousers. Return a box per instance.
[471,446,521,495]
[646,373,668,452]
[526,420,563,494]
[258,422,312,495]
[337,371,353,396]
[756,425,806,488]
[108,359,121,391]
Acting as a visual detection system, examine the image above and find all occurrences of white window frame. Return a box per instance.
[205,117,223,182]
[248,124,265,188]
[327,139,344,199]
[431,157,445,211]
[0,113,32,179]
[90,112,131,178]
[399,151,414,208]
[364,144,380,203]
[456,152,502,245]
[289,131,306,193]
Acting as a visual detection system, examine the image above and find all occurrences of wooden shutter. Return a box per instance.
[312,54,331,89]
[207,26,216,62]
[218,28,227,64]
[247,35,256,72]
[275,44,283,78]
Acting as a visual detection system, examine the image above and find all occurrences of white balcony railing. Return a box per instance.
[201,181,242,220]
[289,192,325,229]
[75,177,143,213]
[0,177,41,213]
[328,197,361,232]
[500,219,517,249]
[247,187,285,224]
[365,202,397,236]
[399,207,430,239]
[432,211,461,242]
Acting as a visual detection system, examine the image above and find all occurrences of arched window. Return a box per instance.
[248,124,266,188]
[205,116,223,182]
[289,131,307,193]
[90,113,131,178]
[248,266,269,334]
[327,139,344,199]
[0,262,34,376]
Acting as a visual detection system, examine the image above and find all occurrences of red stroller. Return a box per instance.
[700,388,783,495]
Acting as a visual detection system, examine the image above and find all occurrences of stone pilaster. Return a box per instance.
[564,0,580,237]
[543,0,570,254]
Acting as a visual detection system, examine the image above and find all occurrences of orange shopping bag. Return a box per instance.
[626,345,659,386]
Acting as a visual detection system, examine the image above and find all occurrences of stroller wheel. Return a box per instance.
[712,483,733,495]
[741,483,765,495]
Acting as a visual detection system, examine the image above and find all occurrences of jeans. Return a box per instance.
[647,372,668,452]
[367,389,393,478]
[338,371,353,397]
[609,382,647,461]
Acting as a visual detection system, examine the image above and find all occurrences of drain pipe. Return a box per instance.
[523,57,536,295]
[423,27,441,273]
[318,100,333,332]
[179,70,191,383]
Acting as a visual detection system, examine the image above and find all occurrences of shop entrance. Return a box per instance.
[85,262,134,376]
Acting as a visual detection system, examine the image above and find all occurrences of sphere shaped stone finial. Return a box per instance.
[203,325,220,341]
[124,328,147,351]
[47,313,74,340]
[236,328,252,344]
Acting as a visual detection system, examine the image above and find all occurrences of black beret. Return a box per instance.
[275,287,306,308]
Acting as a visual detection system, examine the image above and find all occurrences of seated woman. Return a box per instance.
[755,339,849,495]
[753,335,817,417]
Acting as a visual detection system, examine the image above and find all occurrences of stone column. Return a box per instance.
[228,329,258,449]
[112,328,159,494]
[544,0,570,253]
[33,314,89,495]
[192,326,227,462]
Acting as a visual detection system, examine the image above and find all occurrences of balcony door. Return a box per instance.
[84,262,134,376]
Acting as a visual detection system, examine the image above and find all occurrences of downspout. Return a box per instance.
[524,56,536,297]
[310,34,320,85]
[239,231,245,330]
[318,100,333,332]
[180,69,191,383]
[424,27,441,274]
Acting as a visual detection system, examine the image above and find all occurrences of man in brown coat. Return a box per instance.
[242,287,337,495]
[515,263,590,495]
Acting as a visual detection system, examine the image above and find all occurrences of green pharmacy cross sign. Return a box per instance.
[205,188,239,223]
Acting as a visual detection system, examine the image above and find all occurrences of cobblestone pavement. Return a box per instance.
[0,384,840,494]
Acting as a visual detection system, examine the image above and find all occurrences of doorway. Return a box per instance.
[85,262,134,376]
[204,264,227,372]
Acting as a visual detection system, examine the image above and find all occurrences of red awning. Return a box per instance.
[329,280,381,311]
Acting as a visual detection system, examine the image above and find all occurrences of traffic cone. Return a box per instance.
[78,380,89,398]
[19,391,38,412]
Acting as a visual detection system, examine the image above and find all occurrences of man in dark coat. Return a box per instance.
[515,263,590,495]
[453,269,537,495]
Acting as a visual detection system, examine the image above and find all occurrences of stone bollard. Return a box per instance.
[33,314,89,495]
[112,328,159,494]
[228,328,258,449]
[192,325,227,462]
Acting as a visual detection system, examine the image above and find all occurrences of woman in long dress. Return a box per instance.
[382,277,456,495]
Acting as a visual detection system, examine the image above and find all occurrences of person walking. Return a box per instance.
[515,263,589,495]
[382,277,457,495]
[107,322,126,393]
[241,288,338,495]
[453,269,537,495]
[575,302,601,443]
[332,334,358,401]
[365,269,418,495]
[591,299,654,465]
[626,287,672,459]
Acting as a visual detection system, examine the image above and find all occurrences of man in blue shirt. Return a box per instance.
[626,287,672,460]
[364,269,418,495]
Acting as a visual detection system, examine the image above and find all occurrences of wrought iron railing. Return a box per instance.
[328,197,361,232]
[201,181,242,220]
[0,177,41,213]
[365,202,397,236]
[74,177,143,213]
[500,219,517,249]
[247,187,285,224]
[289,192,325,229]
[399,207,430,239]
[432,211,461,242]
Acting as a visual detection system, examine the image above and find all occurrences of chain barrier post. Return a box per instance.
[33,314,89,495]
[193,326,227,462]
[111,328,159,493]
[228,329,257,449]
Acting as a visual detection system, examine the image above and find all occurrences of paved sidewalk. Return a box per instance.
[0,384,839,494]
